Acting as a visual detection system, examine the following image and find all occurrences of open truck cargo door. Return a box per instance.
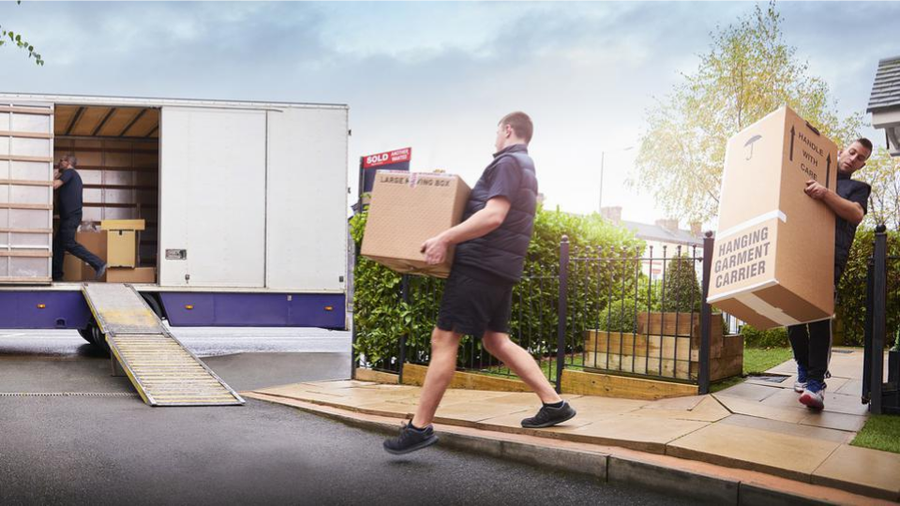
[0,102,54,284]
[158,107,267,288]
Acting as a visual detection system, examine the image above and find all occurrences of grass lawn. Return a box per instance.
[852,415,900,454]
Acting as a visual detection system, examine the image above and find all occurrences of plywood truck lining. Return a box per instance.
[55,105,159,139]
[54,130,159,269]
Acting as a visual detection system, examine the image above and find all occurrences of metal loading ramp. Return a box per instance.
[82,283,244,407]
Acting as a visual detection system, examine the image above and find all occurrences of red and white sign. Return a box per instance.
[363,147,412,169]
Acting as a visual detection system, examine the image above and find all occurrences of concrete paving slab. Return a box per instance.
[819,391,870,416]
[564,395,649,414]
[434,401,531,425]
[565,414,709,454]
[639,394,705,411]
[475,410,597,433]
[717,382,781,402]
[834,379,863,396]
[744,374,794,390]
[719,414,854,444]
[813,445,900,501]
[798,410,867,433]
[713,394,810,424]
[632,396,730,423]
[667,422,841,482]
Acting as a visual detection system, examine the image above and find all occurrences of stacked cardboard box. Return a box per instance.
[707,106,838,330]
[362,171,471,278]
[60,220,155,283]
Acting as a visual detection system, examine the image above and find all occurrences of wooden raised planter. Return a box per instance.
[584,312,742,382]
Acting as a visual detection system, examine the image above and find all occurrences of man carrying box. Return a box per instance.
[791,138,872,410]
[384,112,576,455]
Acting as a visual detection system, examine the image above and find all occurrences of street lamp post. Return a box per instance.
[599,146,634,214]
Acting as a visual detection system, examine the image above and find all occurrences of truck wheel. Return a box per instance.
[89,324,110,354]
[141,293,165,320]
[77,327,94,344]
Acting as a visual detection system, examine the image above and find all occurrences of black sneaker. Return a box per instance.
[95,263,108,281]
[521,401,577,428]
[383,422,439,455]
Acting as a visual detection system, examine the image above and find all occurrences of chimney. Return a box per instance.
[655,218,680,232]
[690,221,702,237]
[601,206,622,224]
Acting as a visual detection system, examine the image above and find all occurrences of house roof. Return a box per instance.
[620,220,702,248]
[867,56,900,113]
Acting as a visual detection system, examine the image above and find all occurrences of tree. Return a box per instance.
[630,1,861,223]
[660,255,701,313]
[1,2,44,65]
[858,147,900,230]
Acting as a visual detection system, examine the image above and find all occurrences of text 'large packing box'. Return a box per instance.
[361,171,471,278]
[707,106,838,330]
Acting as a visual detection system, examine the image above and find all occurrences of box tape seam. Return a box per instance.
[707,279,778,303]
[734,290,801,327]
[716,210,786,239]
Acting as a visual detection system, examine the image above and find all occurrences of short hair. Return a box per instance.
[854,137,873,155]
[64,153,78,167]
[500,111,533,144]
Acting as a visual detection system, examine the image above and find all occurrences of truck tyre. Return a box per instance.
[141,293,165,320]
[89,323,110,354]
[77,327,94,344]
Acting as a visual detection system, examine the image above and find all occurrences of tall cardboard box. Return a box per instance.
[100,219,144,268]
[707,106,838,330]
[361,171,471,278]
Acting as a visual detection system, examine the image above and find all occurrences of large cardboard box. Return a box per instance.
[60,231,108,281]
[361,171,471,278]
[103,267,156,284]
[707,106,838,330]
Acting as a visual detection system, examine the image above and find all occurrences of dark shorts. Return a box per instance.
[436,264,514,337]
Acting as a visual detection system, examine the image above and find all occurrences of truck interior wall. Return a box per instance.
[54,136,159,268]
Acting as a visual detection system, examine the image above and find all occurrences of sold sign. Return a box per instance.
[363,147,412,169]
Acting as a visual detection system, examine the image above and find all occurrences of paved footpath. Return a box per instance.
[247,348,900,505]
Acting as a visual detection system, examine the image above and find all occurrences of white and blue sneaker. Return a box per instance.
[799,379,826,410]
[793,364,808,393]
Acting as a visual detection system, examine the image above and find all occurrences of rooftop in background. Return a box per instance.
[601,207,702,248]
[867,56,900,113]
[867,56,900,157]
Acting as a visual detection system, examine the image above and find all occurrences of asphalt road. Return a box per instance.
[0,329,691,506]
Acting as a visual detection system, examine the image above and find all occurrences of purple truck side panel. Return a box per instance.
[0,291,92,329]
[159,293,346,329]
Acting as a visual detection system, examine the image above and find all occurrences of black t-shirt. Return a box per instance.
[57,168,84,218]
[462,152,524,221]
[833,172,871,282]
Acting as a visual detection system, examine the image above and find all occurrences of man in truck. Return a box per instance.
[383,112,576,455]
[790,138,872,410]
[52,154,107,281]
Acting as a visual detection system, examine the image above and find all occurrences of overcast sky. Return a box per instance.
[1,1,897,227]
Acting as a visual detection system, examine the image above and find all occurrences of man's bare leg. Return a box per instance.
[482,331,561,404]
[411,327,462,427]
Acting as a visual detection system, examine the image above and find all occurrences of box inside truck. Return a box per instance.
[53,104,160,283]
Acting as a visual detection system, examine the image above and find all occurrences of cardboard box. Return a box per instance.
[103,267,156,284]
[62,253,85,282]
[361,171,471,278]
[106,230,137,268]
[59,232,107,281]
[101,220,144,268]
[707,106,838,330]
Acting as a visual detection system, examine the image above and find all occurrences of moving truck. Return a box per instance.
[0,93,349,346]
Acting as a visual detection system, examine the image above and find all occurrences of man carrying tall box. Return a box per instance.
[708,105,873,410]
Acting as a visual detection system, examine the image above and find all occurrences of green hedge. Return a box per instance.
[835,229,900,347]
[351,207,644,368]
